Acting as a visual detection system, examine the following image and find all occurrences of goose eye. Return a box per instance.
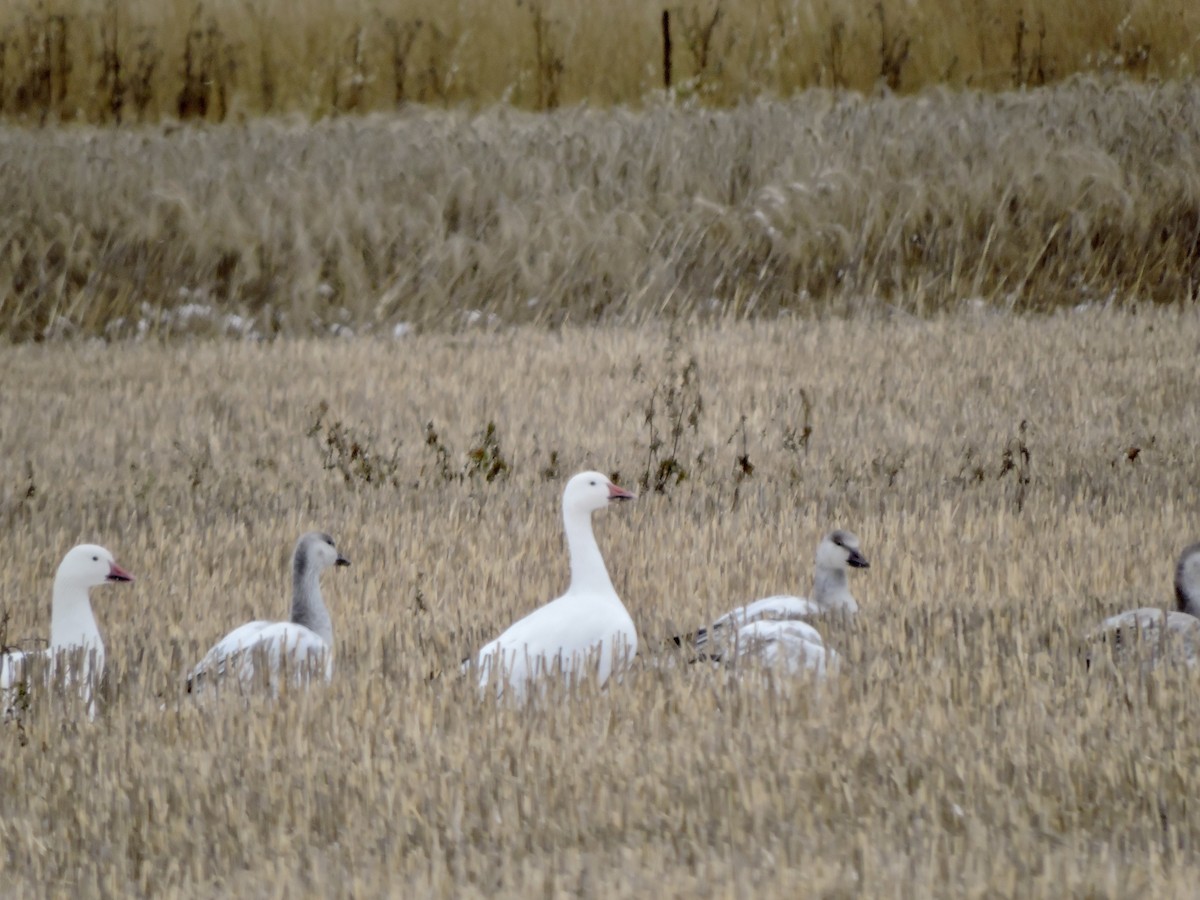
[92,555,99,561]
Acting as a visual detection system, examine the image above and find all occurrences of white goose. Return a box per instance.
[689,529,869,676]
[471,471,637,698]
[188,532,349,693]
[1,544,134,714]
[1087,542,1200,669]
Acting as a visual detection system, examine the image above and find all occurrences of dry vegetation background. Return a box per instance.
[1,310,1199,896]
[3,77,1200,343]
[0,0,1196,120]
[2,0,1199,891]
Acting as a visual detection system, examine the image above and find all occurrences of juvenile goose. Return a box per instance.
[1087,542,1200,669]
[1,544,134,713]
[188,532,349,693]
[470,471,637,699]
[687,529,868,675]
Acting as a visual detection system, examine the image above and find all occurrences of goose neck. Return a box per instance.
[292,557,334,646]
[49,578,103,653]
[1178,578,1200,619]
[812,566,856,614]
[564,506,616,596]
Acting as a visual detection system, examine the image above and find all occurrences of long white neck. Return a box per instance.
[50,579,103,655]
[811,567,858,615]
[291,557,333,646]
[565,506,617,597]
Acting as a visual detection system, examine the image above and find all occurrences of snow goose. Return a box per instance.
[187,532,349,693]
[1,544,134,714]
[686,529,868,675]
[470,471,637,698]
[1087,542,1200,669]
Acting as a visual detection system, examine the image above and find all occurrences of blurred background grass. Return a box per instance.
[2,79,1198,342]
[0,0,1195,122]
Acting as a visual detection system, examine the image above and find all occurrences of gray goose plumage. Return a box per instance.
[1087,542,1200,669]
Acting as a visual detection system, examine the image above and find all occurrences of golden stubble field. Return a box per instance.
[2,308,1200,896]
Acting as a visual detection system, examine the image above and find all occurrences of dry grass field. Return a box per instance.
[0,0,1196,121]
[1,308,1199,896]
[4,76,1200,343]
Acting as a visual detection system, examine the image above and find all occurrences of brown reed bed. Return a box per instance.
[2,76,1200,345]
[1,309,1199,895]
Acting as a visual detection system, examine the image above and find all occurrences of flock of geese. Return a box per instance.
[3,468,1200,711]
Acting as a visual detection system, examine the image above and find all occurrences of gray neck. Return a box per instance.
[1177,562,1200,618]
[291,554,333,645]
[812,567,858,614]
[565,506,616,597]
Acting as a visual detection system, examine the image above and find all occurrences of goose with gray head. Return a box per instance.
[188,532,349,693]
[1087,543,1200,669]
[1,544,134,715]
[684,529,868,676]
[469,471,637,699]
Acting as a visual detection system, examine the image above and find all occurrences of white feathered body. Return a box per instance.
[1,649,34,715]
[187,532,348,696]
[1086,544,1200,671]
[689,530,867,679]
[190,621,333,691]
[733,620,839,676]
[2,544,129,717]
[710,595,823,631]
[1,644,106,717]
[476,590,637,697]
[1089,608,1200,669]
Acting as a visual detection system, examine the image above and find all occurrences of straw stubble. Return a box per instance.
[1,309,1199,896]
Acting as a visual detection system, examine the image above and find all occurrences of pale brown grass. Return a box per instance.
[0,0,1196,121]
[3,77,1200,343]
[2,309,1200,896]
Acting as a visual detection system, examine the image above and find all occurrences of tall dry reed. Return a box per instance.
[2,77,1199,343]
[0,0,1195,122]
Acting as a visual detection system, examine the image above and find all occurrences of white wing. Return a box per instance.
[1088,608,1200,669]
[695,595,821,651]
[474,592,637,698]
[734,620,839,677]
[712,595,821,629]
[189,621,332,692]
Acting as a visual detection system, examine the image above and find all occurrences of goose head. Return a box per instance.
[562,471,636,517]
[56,544,135,589]
[1176,542,1200,617]
[815,530,869,573]
[296,532,351,571]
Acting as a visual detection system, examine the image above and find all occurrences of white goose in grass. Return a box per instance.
[1,544,134,714]
[470,471,637,698]
[188,532,349,693]
[1087,542,1200,669]
[685,529,869,676]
